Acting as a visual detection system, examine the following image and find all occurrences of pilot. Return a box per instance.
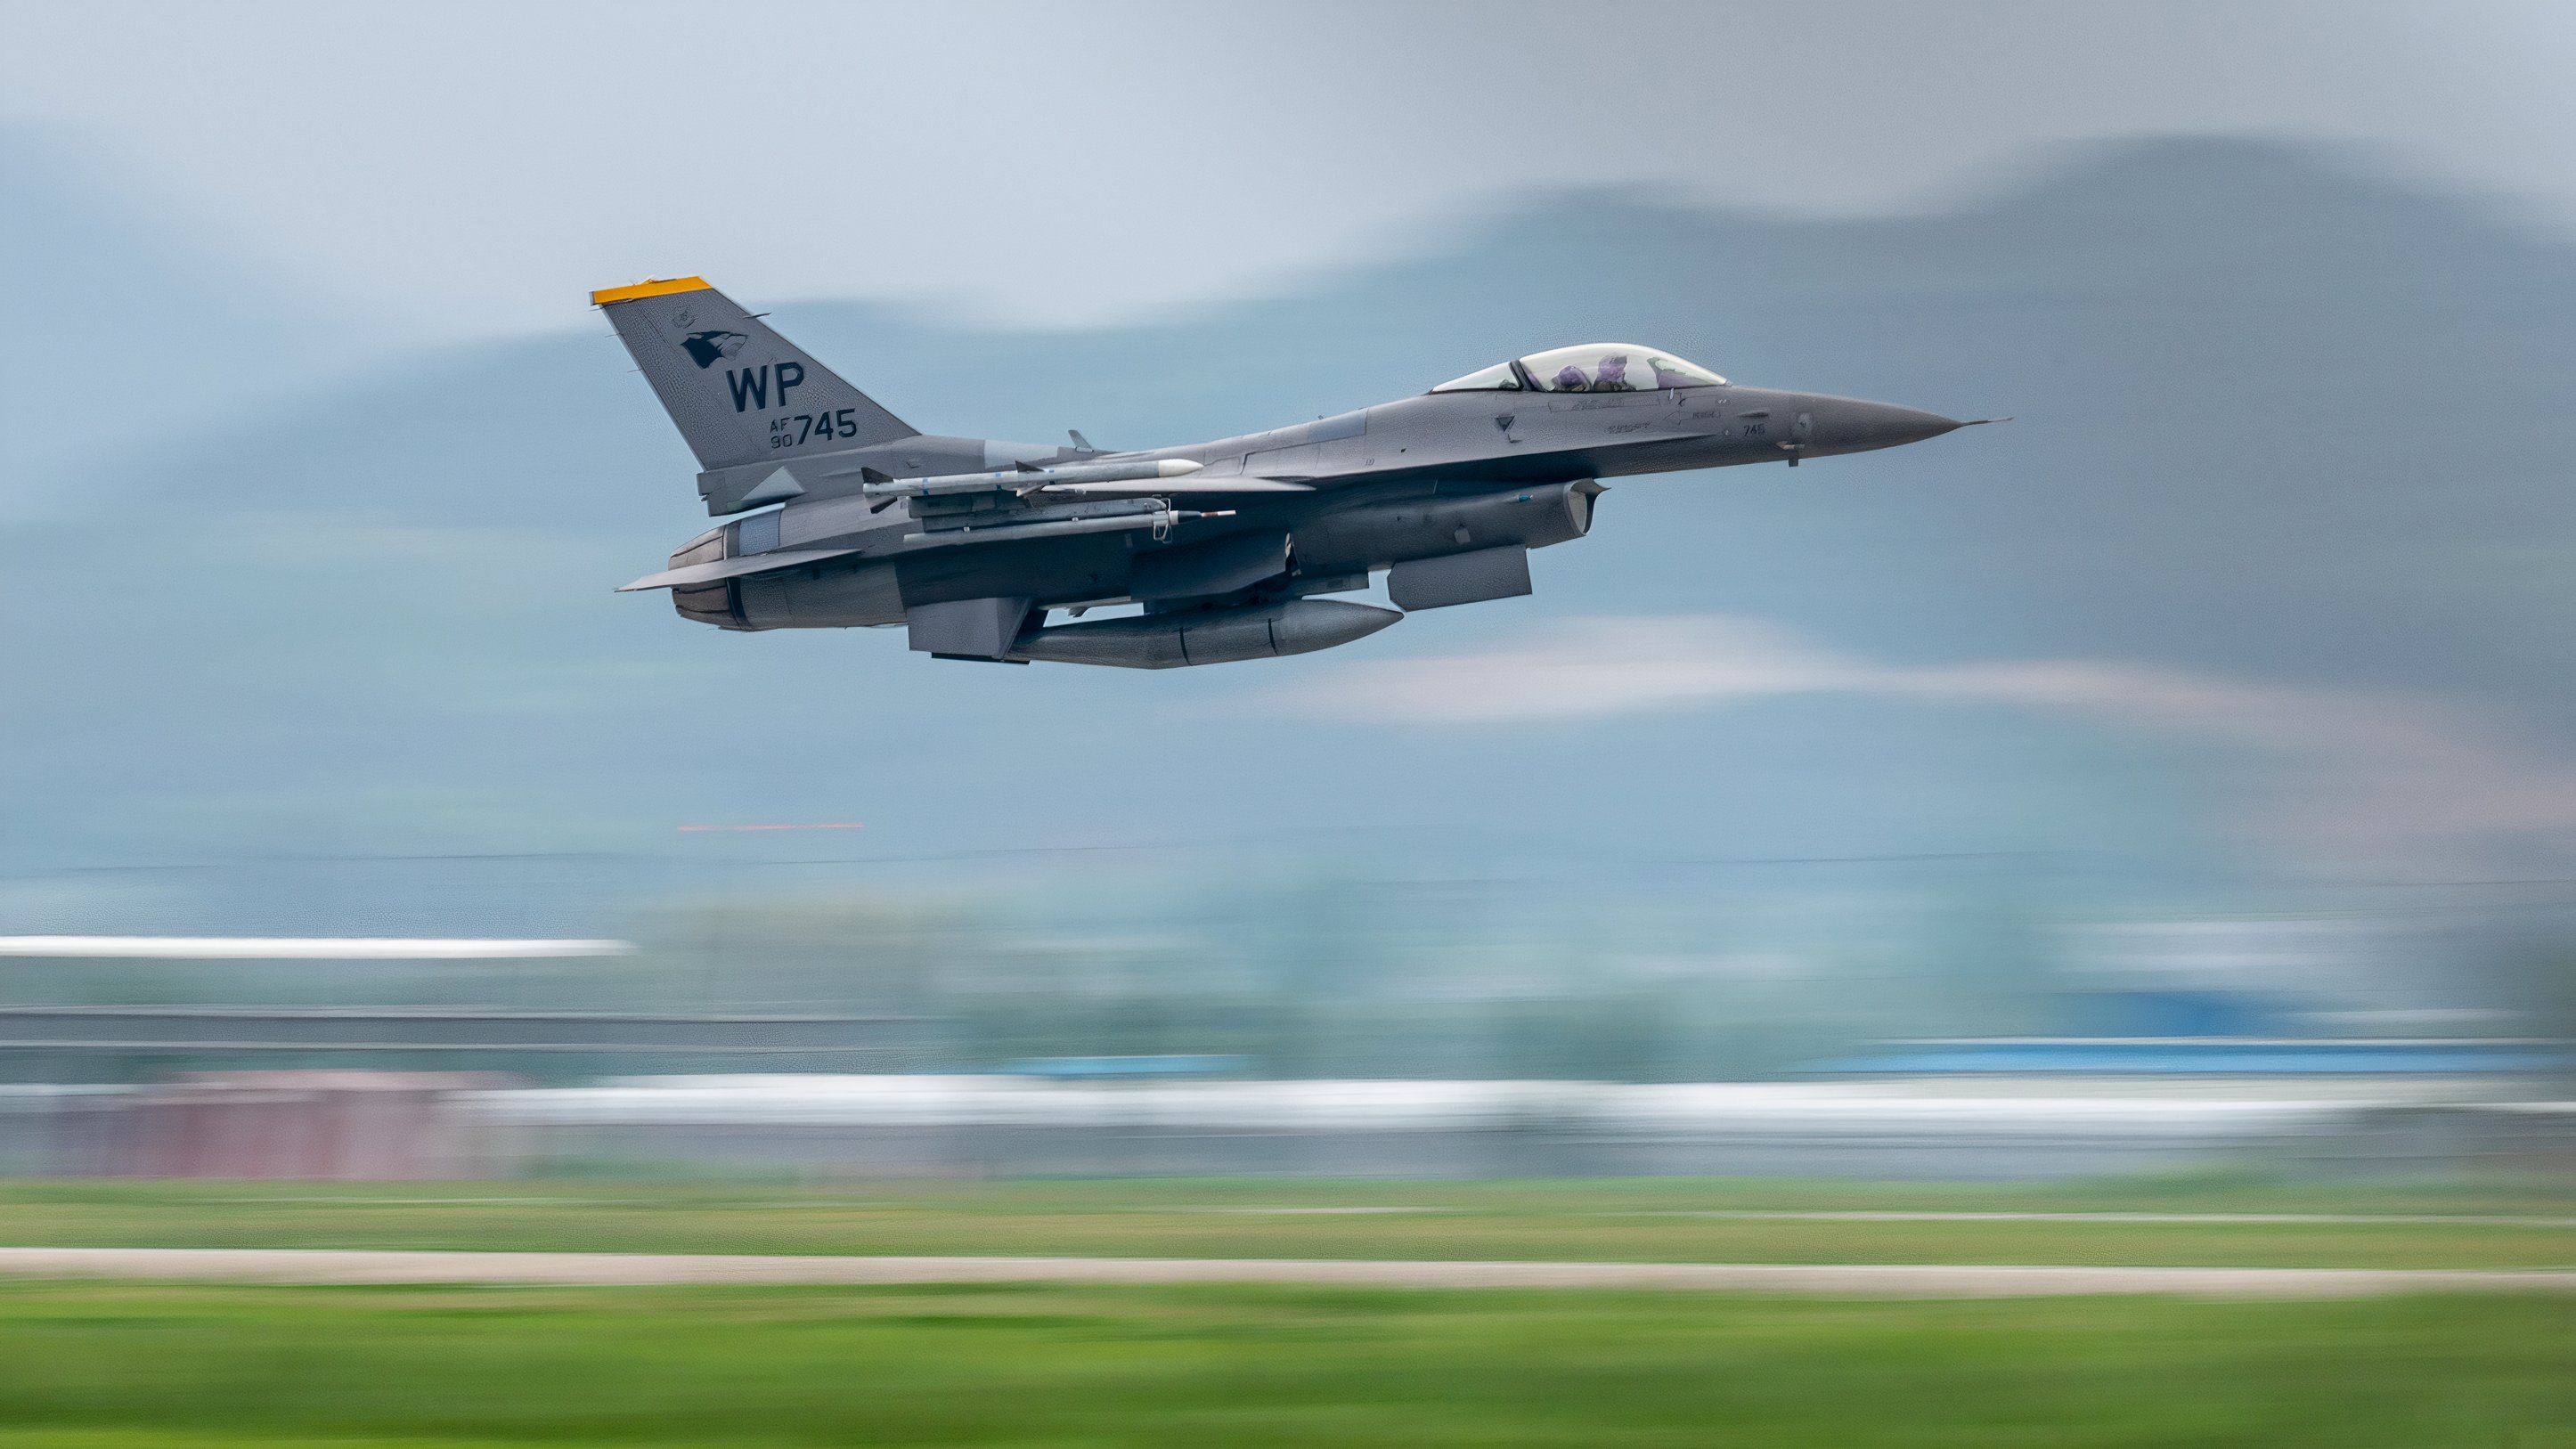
[1594,354,1633,391]
[1552,363,1592,391]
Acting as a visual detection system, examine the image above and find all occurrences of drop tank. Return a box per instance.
[1011,598,1400,669]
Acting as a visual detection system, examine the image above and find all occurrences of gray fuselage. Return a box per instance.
[664,382,1966,639]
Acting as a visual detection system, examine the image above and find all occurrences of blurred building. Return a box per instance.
[0,908,2562,1182]
[0,937,921,1083]
[0,1071,517,1179]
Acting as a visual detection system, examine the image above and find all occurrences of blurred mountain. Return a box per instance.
[6,134,2574,928]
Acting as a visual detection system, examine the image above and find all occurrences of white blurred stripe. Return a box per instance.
[485,1076,2413,1131]
[0,937,633,960]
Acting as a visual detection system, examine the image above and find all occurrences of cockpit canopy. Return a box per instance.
[1431,344,1727,395]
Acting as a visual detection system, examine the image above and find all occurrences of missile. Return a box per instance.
[902,507,1235,551]
[862,458,1204,500]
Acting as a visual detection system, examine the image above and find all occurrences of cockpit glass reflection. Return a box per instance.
[1518,344,1726,393]
[1430,346,1726,394]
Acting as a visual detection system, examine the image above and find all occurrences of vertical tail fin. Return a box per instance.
[591,278,916,476]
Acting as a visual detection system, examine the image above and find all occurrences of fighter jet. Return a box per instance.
[598,278,1990,667]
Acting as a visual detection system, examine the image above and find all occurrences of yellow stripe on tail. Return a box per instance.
[591,276,712,305]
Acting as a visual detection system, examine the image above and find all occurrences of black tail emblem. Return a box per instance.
[681,330,747,369]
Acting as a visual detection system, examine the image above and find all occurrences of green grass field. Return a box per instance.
[0,1177,2566,1445]
[0,1175,2564,1268]
[0,1281,2564,1448]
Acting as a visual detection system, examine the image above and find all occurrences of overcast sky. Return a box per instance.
[9,0,2575,342]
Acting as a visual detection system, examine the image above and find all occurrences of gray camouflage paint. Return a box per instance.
[597,281,1981,665]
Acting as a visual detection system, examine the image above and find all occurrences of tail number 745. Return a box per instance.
[771,410,860,448]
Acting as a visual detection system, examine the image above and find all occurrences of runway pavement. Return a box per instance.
[0,1248,2568,1297]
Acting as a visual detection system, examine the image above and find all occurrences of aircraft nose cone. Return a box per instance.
[1822,398,1964,451]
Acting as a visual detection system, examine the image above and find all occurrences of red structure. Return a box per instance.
[120,1071,518,1179]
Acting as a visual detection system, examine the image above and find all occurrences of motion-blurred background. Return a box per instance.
[4,0,2573,1184]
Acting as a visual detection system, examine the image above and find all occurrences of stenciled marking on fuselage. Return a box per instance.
[725,362,807,414]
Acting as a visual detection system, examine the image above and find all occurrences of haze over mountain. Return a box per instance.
[0,130,370,492]
[6,132,2573,932]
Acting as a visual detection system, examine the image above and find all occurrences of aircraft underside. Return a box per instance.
[677,476,1604,669]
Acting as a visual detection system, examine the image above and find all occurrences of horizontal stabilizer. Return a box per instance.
[617,547,859,593]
